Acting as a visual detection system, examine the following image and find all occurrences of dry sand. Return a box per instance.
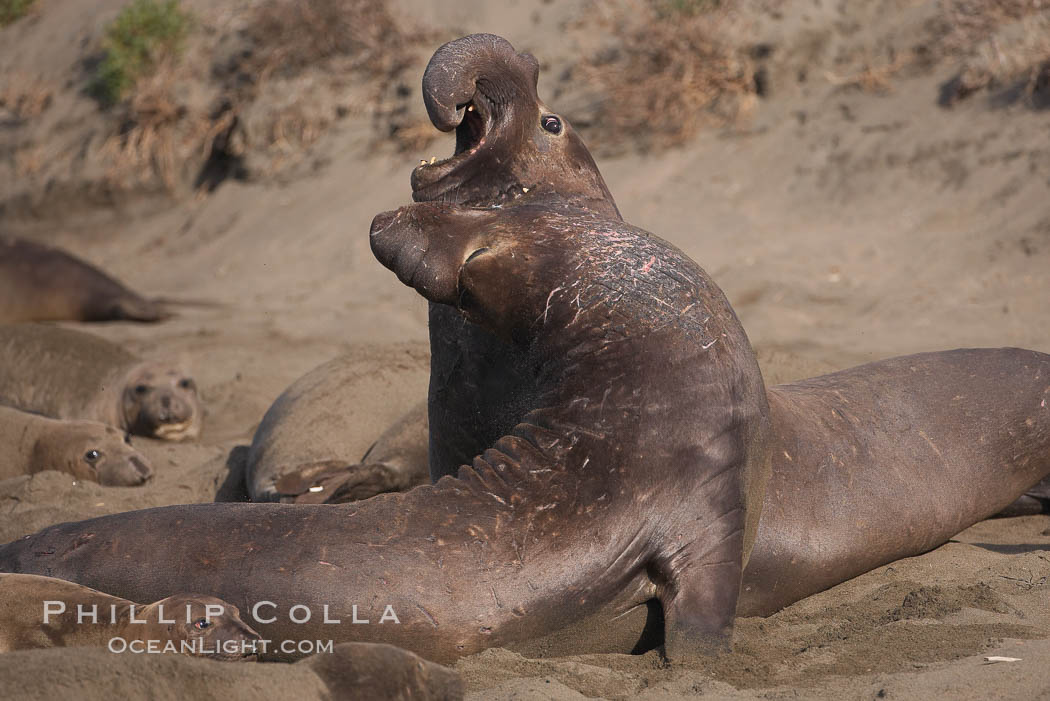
[1,0,1049,698]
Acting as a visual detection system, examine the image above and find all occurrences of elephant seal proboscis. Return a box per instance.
[1,34,1050,666]
[0,405,153,486]
[0,237,171,323]
[0,325,202,441]
[246,344,430,503]
[0,573,260,659]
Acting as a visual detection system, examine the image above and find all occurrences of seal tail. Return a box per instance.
[139,296,228,321]
[150,296,227,309]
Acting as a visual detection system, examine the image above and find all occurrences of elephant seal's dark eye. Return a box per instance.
[541,115,562,134]
[134,384,149,395]
[194,618,211,630]
[178,378,195,391]
[84,450,100,463]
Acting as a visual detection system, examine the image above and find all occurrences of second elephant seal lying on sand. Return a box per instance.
[246,344,430,503]
[0,573,259,659]
[0,405,153,486]
[0,237,170,323]
[0,325,202,441]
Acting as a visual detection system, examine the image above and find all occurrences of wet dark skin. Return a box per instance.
[3,34,1050,664]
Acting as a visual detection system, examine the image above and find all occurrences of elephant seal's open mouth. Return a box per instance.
[408,34,619,214]
[411,90,492,203]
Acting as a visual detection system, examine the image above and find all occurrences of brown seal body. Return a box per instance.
[739,347,1050,615]
[0,237,169,323]
[0,192,773,663]
[0,325,202,440]
[1,34,1048,666]
[0,573,260,659]
[246,345,430,503]
[0,405,153,486]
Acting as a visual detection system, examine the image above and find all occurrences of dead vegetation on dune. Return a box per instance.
[565,0,763,155]
[0,71,53,123]
[85,0,427,194]
[242,0,413,79]
[932,0,1050,107]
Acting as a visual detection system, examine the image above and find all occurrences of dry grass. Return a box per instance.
[242,0,417,81]
[569,0,758,153]
[825,53,913,94]
[100,59,208,190]
[0,72,52,121]
[933,0,1048,55]
[238,0,432,157]
[96,0,426,192]
[936,4,1050,106]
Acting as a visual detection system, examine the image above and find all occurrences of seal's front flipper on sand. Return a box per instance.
[658,530,744,658]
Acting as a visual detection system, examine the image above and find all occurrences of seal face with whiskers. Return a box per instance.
[0,325,202,441]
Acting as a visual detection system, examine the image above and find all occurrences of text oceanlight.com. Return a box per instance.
[108,638,335,655]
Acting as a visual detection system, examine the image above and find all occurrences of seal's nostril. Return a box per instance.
[131,456,153,480]
[465,247,490,264]
[370,210,399,237]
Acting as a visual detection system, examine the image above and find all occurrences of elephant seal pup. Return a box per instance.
[0,237,170,323]
[0,192,774,663]
[246,344,429,503]
[0,325,201,441]
[0,405,153,486]
[0,573,260,659]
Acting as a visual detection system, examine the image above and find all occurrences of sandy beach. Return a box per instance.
[2,0,1049,697]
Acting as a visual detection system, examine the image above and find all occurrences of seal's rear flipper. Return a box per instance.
[105,296,172,323]
[993,476,1050,518]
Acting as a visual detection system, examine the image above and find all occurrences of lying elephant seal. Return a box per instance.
[0,325,201,441]
[0,642,463,701]
[0,405,153,486]
[0,573,260,659]
[2,34,1050,666]
[0,237,170,323]
[246,344,429,503]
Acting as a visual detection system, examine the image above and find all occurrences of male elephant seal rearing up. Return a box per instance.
[0,79,776,660]
[0,237,170,323]
[0,325,201,441]
[1,35,1050,665]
